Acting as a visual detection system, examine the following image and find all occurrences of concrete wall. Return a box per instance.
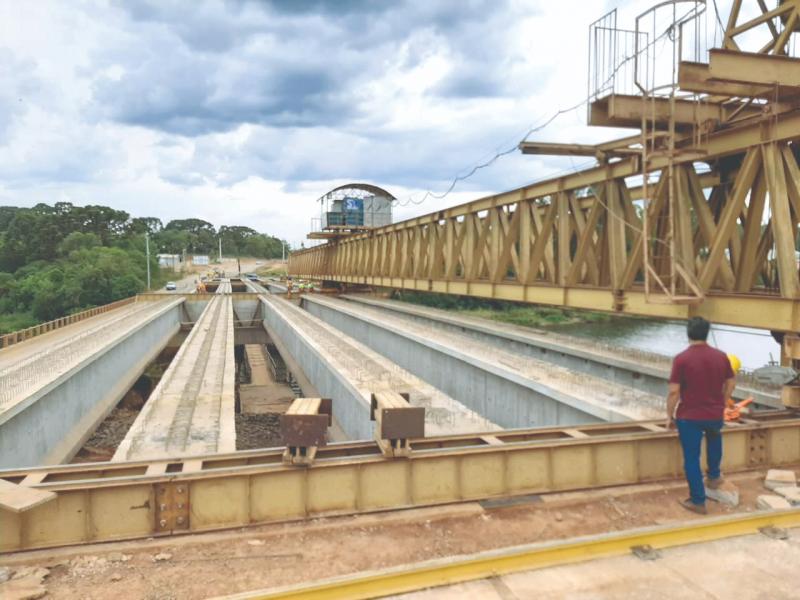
[183,299,211,321]
[303,298,600,429]
[233,299,260,323]
[262,298,374,439]
[0,303,182,469]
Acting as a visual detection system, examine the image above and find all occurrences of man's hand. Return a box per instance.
[665,382,680,431]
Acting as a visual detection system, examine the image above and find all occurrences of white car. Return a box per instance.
[165,281,177,291]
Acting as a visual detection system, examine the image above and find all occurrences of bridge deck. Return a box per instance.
[0,299,181,422]
[114,295,236,461]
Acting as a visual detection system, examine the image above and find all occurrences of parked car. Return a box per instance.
[165,281,177,291]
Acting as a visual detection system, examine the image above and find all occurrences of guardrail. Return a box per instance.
[0,297,135,349]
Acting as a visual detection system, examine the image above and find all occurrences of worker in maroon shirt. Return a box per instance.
[667,317,736,514]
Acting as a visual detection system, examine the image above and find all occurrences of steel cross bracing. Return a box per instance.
[289,1,800,333]
[1,411,799,552]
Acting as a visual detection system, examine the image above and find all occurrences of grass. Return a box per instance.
[391,291,612,329]
[256,264,287,278]
[463,306,610,328]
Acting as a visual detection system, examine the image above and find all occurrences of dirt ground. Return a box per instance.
[0,468,791,600]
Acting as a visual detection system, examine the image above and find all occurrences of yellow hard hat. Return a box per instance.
[727,353,742,374]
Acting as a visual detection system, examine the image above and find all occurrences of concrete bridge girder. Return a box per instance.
[0,299,184,469]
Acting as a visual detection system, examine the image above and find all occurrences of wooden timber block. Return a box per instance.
[280,398,332,447]
[0,479,56,513]
[370,391,425,441]
[280,398,332,465]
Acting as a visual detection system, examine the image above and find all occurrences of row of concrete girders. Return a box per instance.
[261,293,499,440]
[300,295,665,426]
[0,284,672,471]
[338,295,779,408]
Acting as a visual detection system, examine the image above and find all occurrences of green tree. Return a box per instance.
[127,217,163,236]
[164,218,216,253]
[58,232,102,255]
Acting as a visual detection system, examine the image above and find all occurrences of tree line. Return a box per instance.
[0,202,288,330]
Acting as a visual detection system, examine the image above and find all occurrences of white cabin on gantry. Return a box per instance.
[310,183,394,240]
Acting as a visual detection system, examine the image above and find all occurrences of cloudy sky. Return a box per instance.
[0,0,731,247]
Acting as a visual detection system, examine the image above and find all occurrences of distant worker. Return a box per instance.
[195,279,206,293]
[666,317,736,514]
[723,354,753,422]
[726,354,741,408]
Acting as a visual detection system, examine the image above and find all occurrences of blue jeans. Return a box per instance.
[676,419,723,505]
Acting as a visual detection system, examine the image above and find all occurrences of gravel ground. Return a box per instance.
[72,407,140,462]
[235,413,283,450]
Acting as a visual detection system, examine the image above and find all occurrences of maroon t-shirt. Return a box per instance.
[669,343,734,421]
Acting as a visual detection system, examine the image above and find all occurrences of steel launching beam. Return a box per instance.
[518,141,640,159]
[588,94,763,129]
[678,61,800,99]
[286,282,800,331]
[709,49,800,88]
[1,413,799,552]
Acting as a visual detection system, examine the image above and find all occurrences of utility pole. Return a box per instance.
[219,236,223,262]
[145,232,151,291]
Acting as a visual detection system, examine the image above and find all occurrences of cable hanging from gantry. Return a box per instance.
[391,6,693,209]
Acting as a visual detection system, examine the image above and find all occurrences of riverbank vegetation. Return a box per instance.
[391,291,612,328]
[0,202,288,333]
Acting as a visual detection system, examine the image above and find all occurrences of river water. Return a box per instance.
[550,319,780,372]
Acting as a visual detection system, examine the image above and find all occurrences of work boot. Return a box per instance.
[679,498,708,515]
[706,477,725,490]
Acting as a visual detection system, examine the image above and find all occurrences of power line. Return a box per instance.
[393,98,589,208]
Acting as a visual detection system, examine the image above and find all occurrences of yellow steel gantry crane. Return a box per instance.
[289,0,800,403]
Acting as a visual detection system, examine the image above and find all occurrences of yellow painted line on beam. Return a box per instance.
[218,509,800,600]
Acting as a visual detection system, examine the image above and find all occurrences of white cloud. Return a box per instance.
[0,0,736,246]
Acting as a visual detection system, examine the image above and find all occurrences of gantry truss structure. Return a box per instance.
[289,1,800,338]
